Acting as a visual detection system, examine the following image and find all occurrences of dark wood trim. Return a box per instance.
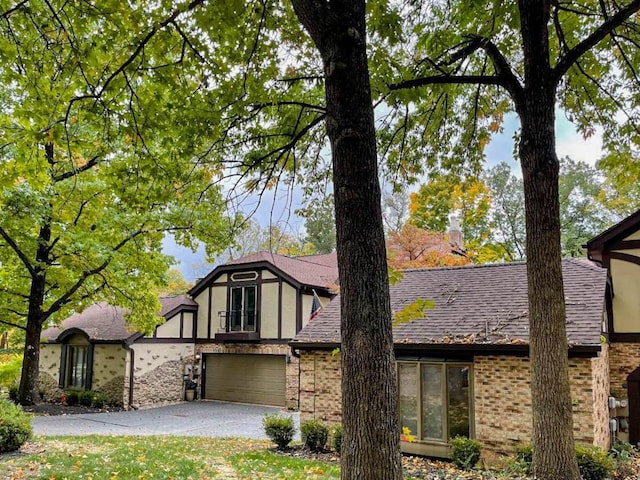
[610,333,640,343]
[189,261,307,297]
[134,337,200,344]
[191,311,197,340]
[85,344,95,390]
[213,332,260,342]
[295,288,303,334]
[162,304,198,322]
[610,251,640,266]
[628,367,640,444]
[58,344,68,388]
[277,278,283,339]
[586,209,640,253]
[195,338,291,345]
[179,312,184,339]
[207,286,212,339]
[606,281,615,335]
[610,239,640,250]
[256,271,262,335]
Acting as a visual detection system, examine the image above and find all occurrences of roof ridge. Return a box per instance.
[400,261,526,273]
[563,257,603,272]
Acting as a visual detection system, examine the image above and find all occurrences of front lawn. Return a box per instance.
[0,436,338,480]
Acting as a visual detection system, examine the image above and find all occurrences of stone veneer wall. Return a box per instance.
[608,342,640,399]
[39,344,63,401]
[197,342,299,409]
[299,350,610,454]
[129,343,195,407]
[92,345,127,405]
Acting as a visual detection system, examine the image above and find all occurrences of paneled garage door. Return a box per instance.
[203,353,286,406]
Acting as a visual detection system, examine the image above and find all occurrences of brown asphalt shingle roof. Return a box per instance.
[42,295,196,343]
[223,251,338,289]
[292,258,607,348]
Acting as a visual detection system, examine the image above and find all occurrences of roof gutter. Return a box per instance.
[290,341,602,358]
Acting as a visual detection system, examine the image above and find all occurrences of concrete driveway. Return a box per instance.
[32,401,300,439]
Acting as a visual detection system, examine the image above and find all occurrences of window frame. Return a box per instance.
[397,359,474,453]
[58,339,94,391]
[228,284,257,332]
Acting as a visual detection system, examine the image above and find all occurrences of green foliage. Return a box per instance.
[332,424,342,454]
[63,390,80,406]
[300,419,329,452]
[78,390,94,407]
[156,269,193,297]
[575,445,615,480]
[0,399,32,453]
[0,353,22,389]
[299,196,336,254]
[63,390,111,408]
[393,298,435,326]
[8,385,18,403]
[610,440,634,462]
[449,436,481,470]
[262,414,295,450]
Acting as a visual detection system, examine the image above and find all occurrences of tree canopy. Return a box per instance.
[0,0,234,404]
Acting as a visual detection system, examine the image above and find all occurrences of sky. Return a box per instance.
[165,112,605,281]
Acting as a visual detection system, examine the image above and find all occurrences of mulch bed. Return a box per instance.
[280,445,517,479]
[22,402,124,416]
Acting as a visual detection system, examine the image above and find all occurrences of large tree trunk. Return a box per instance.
[518,2,580,478]
[18,146,54,406]
[290,1,402,479]
[19,259,48,405]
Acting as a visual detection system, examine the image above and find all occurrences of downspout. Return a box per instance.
[123,341,136,410]
[290,345,301,410]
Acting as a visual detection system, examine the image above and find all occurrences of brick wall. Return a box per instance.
[300,350,342,423]
[609,342,640,398]
[197,342,299,409]
[299,350,610,455]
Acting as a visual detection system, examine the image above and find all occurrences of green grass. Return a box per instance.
[231,450,340,479]
[0,436,341,480]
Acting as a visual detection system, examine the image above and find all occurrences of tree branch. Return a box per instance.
[52,155,101,182]
[249,100,326,112]
[0,226,35,277]
[0,0,27,20]
[553,0,640,81]
[64,0,206,125]
[391,35,524,102]
[0,318,26,330]
[390,75,506,90]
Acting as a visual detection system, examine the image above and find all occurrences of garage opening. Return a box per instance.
[203,353,286,407]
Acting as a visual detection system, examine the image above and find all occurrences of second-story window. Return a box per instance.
[230,285,256,332]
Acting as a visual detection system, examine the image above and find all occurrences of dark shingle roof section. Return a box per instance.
[160,294,197,318]
[42,295,197,343]
[191,251,338,295]
[292,258,607,348]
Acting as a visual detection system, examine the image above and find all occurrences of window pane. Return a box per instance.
[447,366,471,438]
[244,286,256,331]
[398,364,418,438]
[421,365,443,440]
[68,346,87,389]
[230,288,243,331]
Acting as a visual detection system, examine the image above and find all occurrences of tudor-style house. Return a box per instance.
[188,251,337,408]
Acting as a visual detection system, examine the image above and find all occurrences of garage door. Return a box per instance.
[203,354,286,406]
